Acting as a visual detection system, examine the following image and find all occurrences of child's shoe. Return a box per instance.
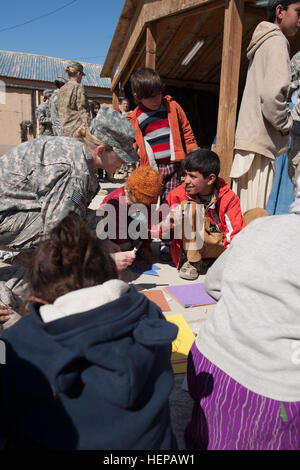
[179,260,208,280]
[159,243,171,262]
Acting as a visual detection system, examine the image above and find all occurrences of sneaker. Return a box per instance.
[159,243,171,262]
[179,260,207,280]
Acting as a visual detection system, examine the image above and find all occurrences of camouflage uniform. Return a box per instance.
[0,109,138,330]
[288,52,300,193]
[35,101,53,136]
[0,136,100,330]
[48,89,61,135]
[57,80,89,137]
[0,136,99,252]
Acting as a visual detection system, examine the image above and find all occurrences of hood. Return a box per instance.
[20,286,178,409]
[215,177,231,198]
[39,280,130,323]
[247,21,287,61]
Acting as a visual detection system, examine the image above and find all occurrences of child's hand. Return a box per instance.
[0,305,12,324]
[113,251,136,271]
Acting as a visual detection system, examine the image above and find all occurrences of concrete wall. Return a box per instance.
[0,83,34,146]
[0,77,113,148]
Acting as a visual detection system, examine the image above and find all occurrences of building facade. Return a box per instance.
[0,50,112,152]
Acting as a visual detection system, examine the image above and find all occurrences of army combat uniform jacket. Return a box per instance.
[0,137,99,251]
[35,102,53,136]
[49,90,61,136]
[58,80,89,137]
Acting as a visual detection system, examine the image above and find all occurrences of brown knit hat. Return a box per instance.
[126,166,163,206]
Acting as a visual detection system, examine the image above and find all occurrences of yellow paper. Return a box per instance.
[165,314,195,374]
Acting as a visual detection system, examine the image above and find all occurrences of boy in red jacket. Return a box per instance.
[164,149,245,280]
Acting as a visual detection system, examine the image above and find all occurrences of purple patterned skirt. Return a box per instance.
[185,342,300,450]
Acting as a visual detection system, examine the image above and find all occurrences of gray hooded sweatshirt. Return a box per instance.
[234,21,292,160]
[197,197,300,401]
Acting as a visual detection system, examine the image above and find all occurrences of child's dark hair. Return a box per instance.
[267,0,299,22]
[183,149,220,178]
[130,67,165,100]
[28,214,118,304]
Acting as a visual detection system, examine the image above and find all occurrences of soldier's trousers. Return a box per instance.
[0,251,32,334]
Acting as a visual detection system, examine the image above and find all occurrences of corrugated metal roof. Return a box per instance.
[0,50,111,88]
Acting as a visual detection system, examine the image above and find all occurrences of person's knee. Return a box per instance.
[243,208,268,225]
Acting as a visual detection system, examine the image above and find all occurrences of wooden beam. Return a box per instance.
[145,24,157,69]
[215,0,244,183]
[120,46,145,91]
[157,0,225,24]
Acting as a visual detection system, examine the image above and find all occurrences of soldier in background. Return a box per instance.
[58,61,90,137]
[0,107,138,330]
[49,76,67,135]
[35,89,53,136]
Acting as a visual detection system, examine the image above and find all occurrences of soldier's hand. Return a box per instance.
[113,251,136,271]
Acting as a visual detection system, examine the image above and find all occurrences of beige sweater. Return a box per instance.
[234,21,292,160]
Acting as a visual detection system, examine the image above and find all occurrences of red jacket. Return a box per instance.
[126,95,198,166]
[165,178,245,268]
[99,186,152,249]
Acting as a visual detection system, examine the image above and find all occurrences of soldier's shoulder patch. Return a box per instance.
[71,189,86,213]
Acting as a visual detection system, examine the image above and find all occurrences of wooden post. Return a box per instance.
[145,24,157,69]
[215,0,244,183]
[112,88,119,109]
[36,89,40,137]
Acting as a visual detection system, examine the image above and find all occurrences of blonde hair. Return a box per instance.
[74,124,113,152]
[65,65,79,77]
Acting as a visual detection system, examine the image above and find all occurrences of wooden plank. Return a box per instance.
[215,0,244,183]
[145,24,157,69]
[157,18,192,70]
[120,46,145,91]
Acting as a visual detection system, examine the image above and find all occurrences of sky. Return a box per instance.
[0,0,125,65]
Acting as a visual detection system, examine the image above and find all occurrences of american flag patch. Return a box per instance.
[71,189,85,211]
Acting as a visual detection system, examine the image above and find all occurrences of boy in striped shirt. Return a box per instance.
[127,67,198,259]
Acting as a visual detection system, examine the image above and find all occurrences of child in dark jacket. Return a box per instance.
[0,214,178,450]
